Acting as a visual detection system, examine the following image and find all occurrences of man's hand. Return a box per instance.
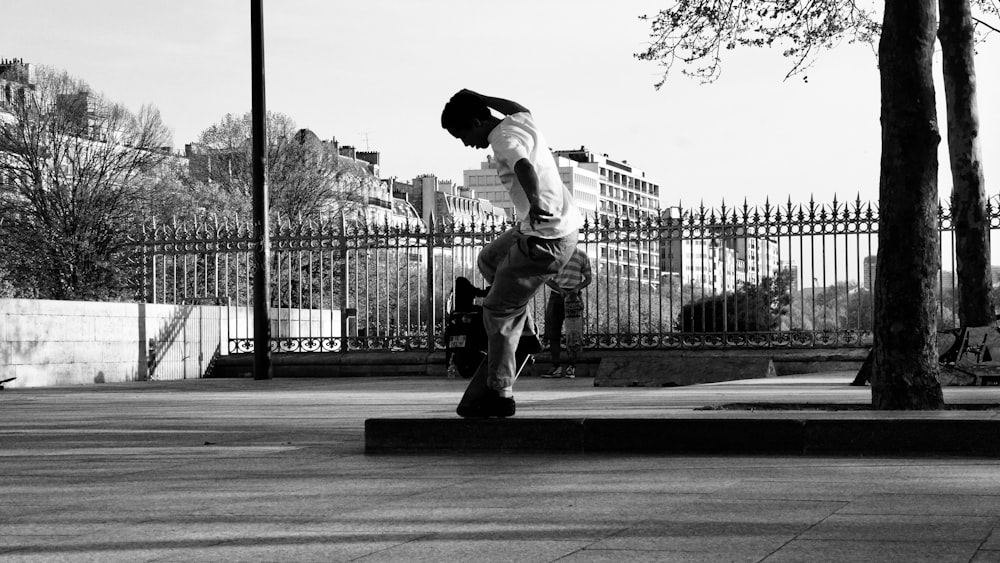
[528,203,553,228]
[461,90,529,116]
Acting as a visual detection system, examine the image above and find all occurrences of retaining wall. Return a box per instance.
[0,299,224,388]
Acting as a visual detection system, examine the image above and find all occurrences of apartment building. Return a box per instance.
[660,207,783,294]
[403,173,506,227]
[553,147,661,282]
[0,58,33,114]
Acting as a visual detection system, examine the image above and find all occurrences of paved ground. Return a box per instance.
[3,373,1000,562]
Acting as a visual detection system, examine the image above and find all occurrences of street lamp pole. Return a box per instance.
[250,0,272,380]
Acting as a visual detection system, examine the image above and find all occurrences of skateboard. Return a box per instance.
[564,292,584,360]
[456,348,534,417]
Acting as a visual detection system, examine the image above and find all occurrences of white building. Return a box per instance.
[407,173,506,227]
[660,207,784,294]
[554,147,662,282]
[863,255,876,290]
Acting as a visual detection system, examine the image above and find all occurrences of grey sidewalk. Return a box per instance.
[2,374,1000,562]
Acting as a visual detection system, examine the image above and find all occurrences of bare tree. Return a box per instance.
[137,156,249,223]
[189,112,370,221]
[0,66,171,299]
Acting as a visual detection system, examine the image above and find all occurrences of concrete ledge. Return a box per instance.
[365,418,587,452]
[804,419,1000,455]
[365,416,1000,456]
[582,418,802,452]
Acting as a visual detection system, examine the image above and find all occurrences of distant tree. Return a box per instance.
[138,157,250,223]
[0,260,19,298]
[193,110,295,197]
[784,282,868,332]
[191,112,370,221]
[680,272,792,332]
[0,66,171,299]
[842,285,875,331]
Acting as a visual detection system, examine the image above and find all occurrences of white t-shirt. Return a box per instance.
[488,112,581,239]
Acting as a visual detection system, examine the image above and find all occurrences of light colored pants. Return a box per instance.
[478,227,578,391]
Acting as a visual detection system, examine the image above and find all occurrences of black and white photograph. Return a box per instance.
[2,1,1000,561]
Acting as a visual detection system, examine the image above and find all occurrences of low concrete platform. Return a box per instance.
[367,416,1000,455]
[367,373,1000,455]
[4,373,1000,562]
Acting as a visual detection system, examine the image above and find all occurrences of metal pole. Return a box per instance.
[251,0,272,379]
[426,213,436,352]
[340,214,350,352]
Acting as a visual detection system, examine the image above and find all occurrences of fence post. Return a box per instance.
[426,214,436,352]
[721,208,728,338]
[145,227,156,304]
[340,213,350,353]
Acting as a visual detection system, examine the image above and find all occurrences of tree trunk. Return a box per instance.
[939,0,993,326]
[872,0,945,409]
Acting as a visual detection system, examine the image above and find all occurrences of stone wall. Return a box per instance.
[1,299,346,388]
[0,299,226,388]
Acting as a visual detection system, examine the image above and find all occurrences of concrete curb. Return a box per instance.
[365,416,1000,456]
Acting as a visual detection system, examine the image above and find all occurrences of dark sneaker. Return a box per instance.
[457,390,516,418]
[517,333,544,355]
[564,365,576,379]
[541,366,564,378]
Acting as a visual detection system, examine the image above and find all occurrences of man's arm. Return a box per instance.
[514,159,553,228]
[459,89,529,115]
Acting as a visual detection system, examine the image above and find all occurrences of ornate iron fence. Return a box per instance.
[131,197,1000,353]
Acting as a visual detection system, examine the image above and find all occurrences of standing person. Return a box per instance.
[441,89,581,417]
[542,247,592,379]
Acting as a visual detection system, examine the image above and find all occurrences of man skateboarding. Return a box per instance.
[441,89,581,417]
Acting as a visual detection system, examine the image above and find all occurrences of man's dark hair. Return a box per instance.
[441,92,491,130]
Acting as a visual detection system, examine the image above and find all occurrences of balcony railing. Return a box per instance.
[130,197,999,354]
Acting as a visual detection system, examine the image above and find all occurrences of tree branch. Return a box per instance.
[973,16,1000,34]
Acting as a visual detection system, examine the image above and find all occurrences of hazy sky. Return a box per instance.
[2,0,997,209]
